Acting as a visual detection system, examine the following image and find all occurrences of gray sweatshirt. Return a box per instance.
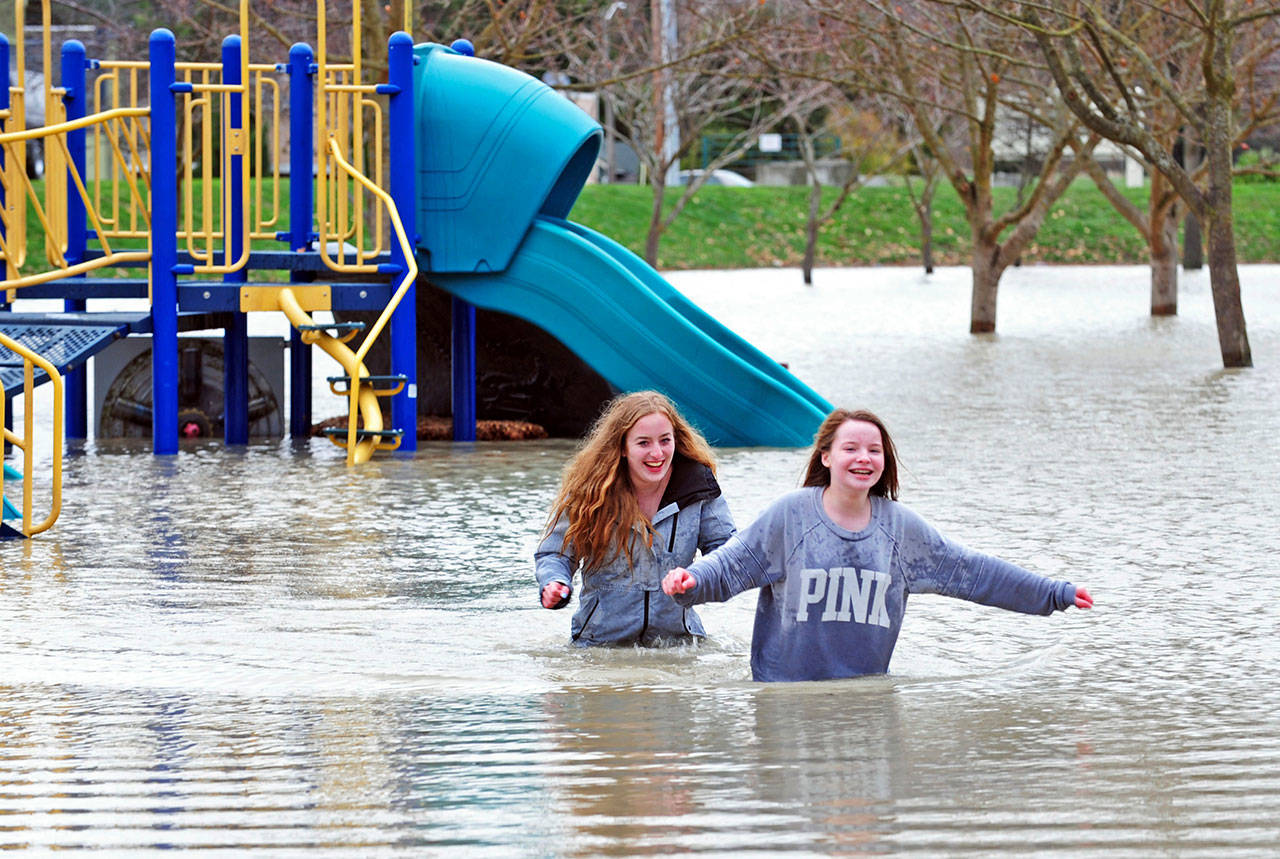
[536,457,736,646]
[674,486,1077,681]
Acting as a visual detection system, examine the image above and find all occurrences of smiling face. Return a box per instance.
[624,411,676,493]
[820,419,885,499]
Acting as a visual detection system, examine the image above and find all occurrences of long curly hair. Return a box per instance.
[545,391,717,572]
[801,408,900,500]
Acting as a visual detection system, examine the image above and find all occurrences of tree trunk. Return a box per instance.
[645,184,665,267]
[802,178,821,285]
[970,234,1002,333]
[1150,206,1178,316]
[1204,211,1251,367]
[919,198,935,275]
[1183,211,1204,270]
[1201,106,1251,367]
[1183,144,1204,270]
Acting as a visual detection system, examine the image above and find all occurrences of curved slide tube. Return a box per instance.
[429,217,831,447]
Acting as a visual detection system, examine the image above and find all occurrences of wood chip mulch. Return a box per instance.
[312,415,548,441]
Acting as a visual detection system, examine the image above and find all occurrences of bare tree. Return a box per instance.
[993,0,1280,367]
[747,10,917,284]
[811,0,1100,333]
[903,137,945,273]
[562,0,788,266]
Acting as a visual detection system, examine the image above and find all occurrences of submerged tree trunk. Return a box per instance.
[969,235,1003,333]
[1183,211,1204,270]
[1205,212,1251,367]
[1150,203,1179,316]
[1202,90,1251,367]
[918,185,936,275]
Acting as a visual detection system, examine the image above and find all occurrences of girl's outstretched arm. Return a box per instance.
[663,567,697,596]
[1075,586,1094,609]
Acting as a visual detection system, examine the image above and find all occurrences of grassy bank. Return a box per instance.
[7,177,1277,275]
[570,181,1280,270]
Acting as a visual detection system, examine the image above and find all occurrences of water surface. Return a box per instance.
[3,264,1279,855]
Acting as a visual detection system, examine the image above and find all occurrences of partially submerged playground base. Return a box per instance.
[0,1,830,539]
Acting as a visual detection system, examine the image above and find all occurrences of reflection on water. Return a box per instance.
[2,265,1279,854]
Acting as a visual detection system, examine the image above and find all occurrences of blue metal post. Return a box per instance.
[222,35,249,445]
[149,30,179,455]
[287,43,314,439]
[62,40,89,439]
[451,296,476,441]
[0,35,8,315]
[386,31,417,451]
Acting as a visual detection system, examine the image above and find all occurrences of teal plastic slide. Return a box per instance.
[430,217,829,446]
[3,463,20,521]
[413,42,831,446]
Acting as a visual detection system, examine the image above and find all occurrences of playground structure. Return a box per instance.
[0,0,830,539]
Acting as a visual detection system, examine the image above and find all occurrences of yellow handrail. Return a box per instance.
[0,109,153,291]
[279,138,416,466]
[0,332,63,536]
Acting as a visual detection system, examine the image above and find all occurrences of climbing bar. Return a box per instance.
[320,427,403,439]
[296,322,365,333]
[326,374,407,396]
[320,426,404,453]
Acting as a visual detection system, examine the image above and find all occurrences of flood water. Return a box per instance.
[3,264,1279,855]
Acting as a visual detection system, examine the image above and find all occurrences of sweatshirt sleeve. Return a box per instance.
[534,514,576,593]
[697,493,737,554]
[897,506,1075,614]
[674,498,788,607]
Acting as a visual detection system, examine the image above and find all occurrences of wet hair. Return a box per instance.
[545,391,717,572]
[801,408,900,500]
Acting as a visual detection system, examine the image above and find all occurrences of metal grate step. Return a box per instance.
[0,321,128,394]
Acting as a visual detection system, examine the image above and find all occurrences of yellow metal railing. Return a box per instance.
[174,61,282,273]
[89,60,150,242]
[315,63,386,269]
[0,332,63,536]
[0,111,153,297]
[87,59,283,256]
[0,0,150,296]
[314,0,404,275]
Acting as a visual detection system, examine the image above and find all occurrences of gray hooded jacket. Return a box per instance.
[535,456,735,646]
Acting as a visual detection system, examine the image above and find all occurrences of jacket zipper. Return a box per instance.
[639,591,650,641]
[667,510,678,552]
[572,599,599,642]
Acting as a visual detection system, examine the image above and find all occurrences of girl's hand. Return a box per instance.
[541,581,571,609]
[662,568,697,596]
[1074,586,1094,610]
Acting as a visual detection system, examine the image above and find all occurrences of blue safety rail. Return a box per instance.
[0,316,135,394]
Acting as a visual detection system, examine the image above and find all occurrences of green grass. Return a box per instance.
[7,176,1280,278]
[570,180,1280,270]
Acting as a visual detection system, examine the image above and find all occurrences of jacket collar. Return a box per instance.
[656,454,721,516]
